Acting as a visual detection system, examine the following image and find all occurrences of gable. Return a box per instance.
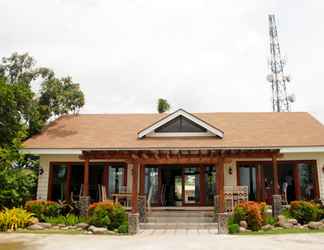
[138,109,224,138]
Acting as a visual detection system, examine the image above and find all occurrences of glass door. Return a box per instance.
[183,167,200,205]
[145,167,159,205]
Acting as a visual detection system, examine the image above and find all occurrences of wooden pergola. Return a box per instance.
[79,148,282,214]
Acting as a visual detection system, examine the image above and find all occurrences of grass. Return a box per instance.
[239,227,324,235]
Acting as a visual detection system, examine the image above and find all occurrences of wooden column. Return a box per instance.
[217,158,225,213]
[293,163,301,200]
[200,165,206,206]
[131,163,139,213]
[83,159,89,196]
[139,164,145,196]
[66,164,72,200]
[272,155,279,195]
[256,164,262,201]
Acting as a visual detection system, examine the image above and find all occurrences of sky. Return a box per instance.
[1,0,324,123]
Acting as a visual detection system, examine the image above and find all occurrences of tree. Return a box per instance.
[0,52,85,141]
[157,98,170,113]
[0,52,85,207]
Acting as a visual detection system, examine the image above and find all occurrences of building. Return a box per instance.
[23,109,324,232]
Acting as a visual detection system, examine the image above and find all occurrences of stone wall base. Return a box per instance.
[79,196,90,217]
[128,213,139,235]
[138,195,146,223]
[272,194,282,218]
[217,213,230,234]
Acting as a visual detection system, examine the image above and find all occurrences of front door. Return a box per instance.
[145,165,204,206]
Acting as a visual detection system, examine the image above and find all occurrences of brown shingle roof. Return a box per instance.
[23,112,324,149]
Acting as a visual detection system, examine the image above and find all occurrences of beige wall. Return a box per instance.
[37,152,324,200]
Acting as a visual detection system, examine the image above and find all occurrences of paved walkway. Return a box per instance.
[1,231,324,250]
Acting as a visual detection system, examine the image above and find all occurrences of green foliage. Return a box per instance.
[44,215,66,225]
[0,52,85,209]
[228,223,240,234]
[0,166,37,209]
[264,216,276,225]
[289,201,319,224]
[109,205,128,230]
[44,214,86,225]
[118,223,128,234]
[0,208,34,231]
[233,201,266,231]
[157,98,170,113]
[0,52,85,141]
[88,206,111,227]
[25,200,62,221]
[88,201,128,230]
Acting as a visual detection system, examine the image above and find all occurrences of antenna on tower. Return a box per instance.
[267,14,295,112]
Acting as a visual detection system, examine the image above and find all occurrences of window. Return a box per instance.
[108,165,127,197]
[51,164,68,201]
[154,115,207,133]
[298,162,316,200]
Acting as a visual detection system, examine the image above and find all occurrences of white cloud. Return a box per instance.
[0,0,324,123]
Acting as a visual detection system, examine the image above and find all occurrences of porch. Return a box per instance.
[46,148,320,233]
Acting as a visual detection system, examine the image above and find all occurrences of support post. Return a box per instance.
[131,163,139,213]
[80,159,90,217]
[129,162,139,234]
[293,163,301,200]
[83,159,89,196]
[216,158,225,213]
[272,155,282,217]
[272,155,279,195]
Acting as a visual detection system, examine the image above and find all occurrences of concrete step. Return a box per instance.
[140,222,218,230]
[147,211,214,218]
[146,216,214,223]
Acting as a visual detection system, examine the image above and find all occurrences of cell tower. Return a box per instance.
[267,14,295,112]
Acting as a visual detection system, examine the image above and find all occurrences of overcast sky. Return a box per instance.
[1,0,324,123]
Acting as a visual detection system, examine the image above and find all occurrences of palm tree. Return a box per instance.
[157,98,170,113]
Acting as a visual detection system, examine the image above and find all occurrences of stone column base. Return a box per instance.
[272,194,282,218]
[138,195,146,223]
[217,213,230,234]
[128,213,139,235]
[214,195,220,222]
[79,196,90,217]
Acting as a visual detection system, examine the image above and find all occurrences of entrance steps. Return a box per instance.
[140,209,218,230]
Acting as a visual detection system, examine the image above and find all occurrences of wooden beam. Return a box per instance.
[272,155,279,195]
[131,163,139,213]
[83,159,89,196]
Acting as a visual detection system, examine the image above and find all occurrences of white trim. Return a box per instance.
[138,109,224,139]
[280,147,324,153]
[21,149,82,155]
[146,131,215,137]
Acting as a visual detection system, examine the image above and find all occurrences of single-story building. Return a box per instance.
[23,109,324,231]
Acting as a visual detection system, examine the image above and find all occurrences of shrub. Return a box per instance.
[88,206,111,227]
[88,201,128,230]
[25,200,62,221]
[118,223,128,234]
[233,201,265,231]
[109,205,128,230]
[0,167,37,209]
[289,201,319,224]
[264,216,276,225]
[88,200,114,215]
[0,208,34,231]
[228,224,240,234]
